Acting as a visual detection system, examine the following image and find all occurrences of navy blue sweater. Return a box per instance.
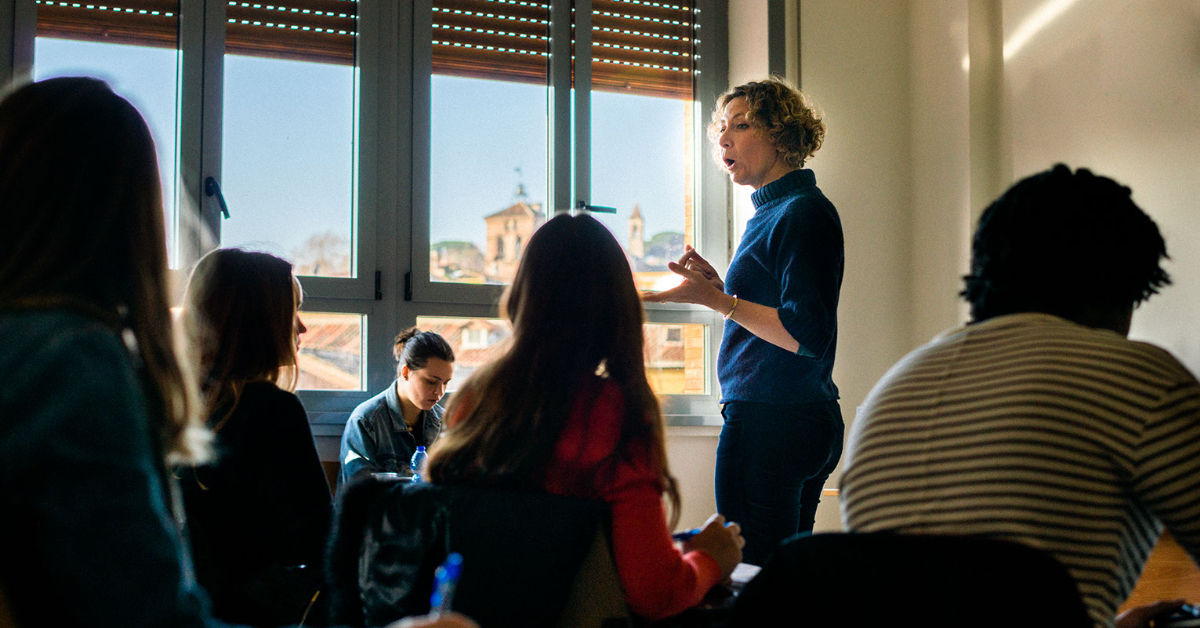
[718,169,843,405]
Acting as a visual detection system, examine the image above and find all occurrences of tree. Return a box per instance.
[293,231,352,277]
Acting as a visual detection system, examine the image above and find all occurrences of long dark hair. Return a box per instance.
[184,248,300,425]
[427,214,680,523]
[0,77,205,464]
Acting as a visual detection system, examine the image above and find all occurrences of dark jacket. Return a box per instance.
[337,381,443,490]
[0,309,235,627]
[181,381,332,627]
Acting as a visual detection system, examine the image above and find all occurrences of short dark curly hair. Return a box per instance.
[708,76,825,169]
[963,164,1171,323]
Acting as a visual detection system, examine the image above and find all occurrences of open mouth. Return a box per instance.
[723,158,736,169]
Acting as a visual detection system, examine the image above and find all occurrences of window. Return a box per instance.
[219,1,359,279]
[410,0,727,415]
[297,312,365,391]
[416,316,511,390]
[33,0,183,265]
[644,323,705,395]
[29,0,373,394]
[12,0,729,424]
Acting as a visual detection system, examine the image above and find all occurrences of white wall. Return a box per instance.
[909,0,972,346]
[668,0,921,534]
[798,0,917,532]
[660,0,1200,536]
[1003,0,1200,373]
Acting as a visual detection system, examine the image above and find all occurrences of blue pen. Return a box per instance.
[673,521,735,542]
[429,552,463,614]
[1176,604,1200,617]
[672,528,703,542]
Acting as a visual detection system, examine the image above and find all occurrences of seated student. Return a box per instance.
[840,164,1200,628]
[0,74,226,628]
[339,329,454,488]
[180,248,333,626]
[426,214,745,621]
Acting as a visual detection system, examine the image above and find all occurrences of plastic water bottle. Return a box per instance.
[410,445,428,483]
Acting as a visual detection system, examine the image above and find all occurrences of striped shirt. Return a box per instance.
[840,313,1200,628]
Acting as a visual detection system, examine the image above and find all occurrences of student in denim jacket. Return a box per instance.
[338,329,454,490]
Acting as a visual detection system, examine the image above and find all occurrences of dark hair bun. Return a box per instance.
[393,327,420,361]
[393,327,455,373]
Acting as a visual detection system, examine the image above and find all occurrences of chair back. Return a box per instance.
[0,580,17,628]
[731,532,1092,628]
[326,479,630,628]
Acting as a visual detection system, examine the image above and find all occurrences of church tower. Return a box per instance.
[628,204,644,259]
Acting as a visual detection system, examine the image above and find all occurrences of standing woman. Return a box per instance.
[645,78,844,565]
[181,248,332,627]
[338,328,454,488]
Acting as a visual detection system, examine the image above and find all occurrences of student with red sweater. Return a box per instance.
[426,214,744,621]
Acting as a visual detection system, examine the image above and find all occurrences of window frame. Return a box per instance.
[5,0,731,426]
[405,0,729,422]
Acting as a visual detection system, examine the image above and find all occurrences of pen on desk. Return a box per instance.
[429,552,463,614]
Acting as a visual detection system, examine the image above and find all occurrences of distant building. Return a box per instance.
[431,240,486,282]
[628,204,645,259]
[484,199,544,282]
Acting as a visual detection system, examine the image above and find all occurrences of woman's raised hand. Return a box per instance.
[642,246,727,307]
[678,246,724,291]
[681,513,744,579]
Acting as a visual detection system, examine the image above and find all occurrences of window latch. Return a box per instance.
[205,176,231,219]
[576,200,616,214]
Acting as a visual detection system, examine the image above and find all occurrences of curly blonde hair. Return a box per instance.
[708,77,825,169]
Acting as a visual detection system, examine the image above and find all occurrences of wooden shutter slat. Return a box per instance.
[36,0,358,66]
[35,0,179,49]
[432,0,550,86]
[431,0,695,99]
[226,0,357,66]
[592,0,695,99]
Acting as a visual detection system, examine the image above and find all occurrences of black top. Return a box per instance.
[181,381,332,626]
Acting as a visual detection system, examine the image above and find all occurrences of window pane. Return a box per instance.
[416,316,512,391]
[644,323,706,395]
[419,317,705,396]
[429,1,550,285]
[297,312,363,390]
[589,1,697,291]
[221,3,358,278]
[34,2,182,266]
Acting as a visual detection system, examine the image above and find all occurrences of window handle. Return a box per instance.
[205,176,230,219]
[576,200,616,214]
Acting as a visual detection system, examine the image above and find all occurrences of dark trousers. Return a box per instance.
[715,399,843,566]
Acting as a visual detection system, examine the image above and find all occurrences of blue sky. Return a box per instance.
[34,38,690,269]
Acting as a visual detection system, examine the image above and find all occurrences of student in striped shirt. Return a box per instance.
[840,164,1200,628]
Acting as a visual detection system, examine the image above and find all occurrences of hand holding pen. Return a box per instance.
[381,554,473,628]
[430,552,463,615]
[674,514,744,580]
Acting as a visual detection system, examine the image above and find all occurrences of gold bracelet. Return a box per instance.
[723,295,739,320]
